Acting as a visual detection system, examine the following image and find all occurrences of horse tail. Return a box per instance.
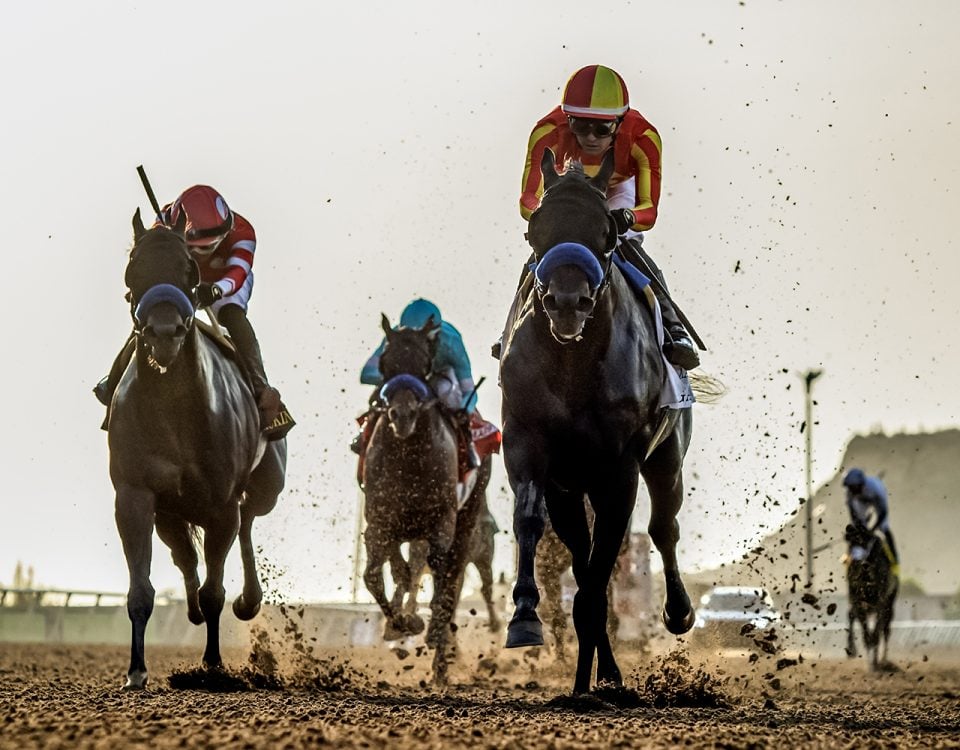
[689,371,726,405]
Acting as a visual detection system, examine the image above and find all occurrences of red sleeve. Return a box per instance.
[519,110,563,221]
[626,122,662,231]
[204,213,256,296]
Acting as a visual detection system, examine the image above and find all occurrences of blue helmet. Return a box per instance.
[843,468,866,489]
[399,299,441,329]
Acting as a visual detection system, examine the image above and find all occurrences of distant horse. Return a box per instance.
[393,471,502,638]
[845,523,898,670]
[361,314,484,683]
[499,149,696,694]
[109,210,286,690]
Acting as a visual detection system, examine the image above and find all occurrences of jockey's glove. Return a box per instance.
[196,283,223,308]
[612,208,636,235]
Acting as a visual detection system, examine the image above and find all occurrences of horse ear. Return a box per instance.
[590,150,615,193]
[132,208,146,241]
[381,313,392,336]
[541,148,560,191]
[172,208,187,239]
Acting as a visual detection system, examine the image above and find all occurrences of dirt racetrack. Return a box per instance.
[2,637,959,750]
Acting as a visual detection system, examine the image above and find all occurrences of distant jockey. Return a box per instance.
[353,299,501,493]
[94,185,293,439]
[503,64,701,370]
[843,468,899,569]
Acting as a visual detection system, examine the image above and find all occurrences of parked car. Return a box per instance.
[690,586,781,650]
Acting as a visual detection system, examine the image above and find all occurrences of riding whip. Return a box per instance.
[136,165,164,224]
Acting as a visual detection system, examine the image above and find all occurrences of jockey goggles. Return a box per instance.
[187,234,226,255]
[568,117,619,139]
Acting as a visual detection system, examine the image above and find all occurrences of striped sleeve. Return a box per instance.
[519,122,560,221]
[215,215,256,296]
[628,128,663,231]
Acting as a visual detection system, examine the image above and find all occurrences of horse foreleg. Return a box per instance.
[544,489,594,692]
[396,541,424,616]
[154,512,202,625]
[642,445,694,635]
[115,486,157,691]
[587,503,633,689]
[506,479,547,647]
[845,607,859,658]
[363,537,396,625]
[197,508,239,669]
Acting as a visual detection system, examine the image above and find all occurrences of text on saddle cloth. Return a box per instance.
[609,253,694,413]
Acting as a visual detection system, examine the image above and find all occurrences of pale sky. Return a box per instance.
[2,1,958,602]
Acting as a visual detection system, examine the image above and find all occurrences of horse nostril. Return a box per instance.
[576,296,594,313]
[543,294,558,312]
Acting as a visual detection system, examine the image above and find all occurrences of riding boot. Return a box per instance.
[492,256,536,360]
[217,305,295,440]
[883,528,900,566]
[94,333,137,430]
[620,239,700,371]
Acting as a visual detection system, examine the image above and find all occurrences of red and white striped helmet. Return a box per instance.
[168,185,234,247]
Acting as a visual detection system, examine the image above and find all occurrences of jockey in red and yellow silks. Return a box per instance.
[509,64,700,371]
[520,107,662,233]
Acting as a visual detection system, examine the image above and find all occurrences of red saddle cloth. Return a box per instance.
[470,410,502,461]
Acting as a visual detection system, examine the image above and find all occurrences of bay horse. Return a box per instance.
[845,523,898,670]
[361,314,484,684]
[499,149,696,694]
[108,210,286,690]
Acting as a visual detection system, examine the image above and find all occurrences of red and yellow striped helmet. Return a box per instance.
[560,65,630,120]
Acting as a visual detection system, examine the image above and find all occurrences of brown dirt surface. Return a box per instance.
[2,641,959,749]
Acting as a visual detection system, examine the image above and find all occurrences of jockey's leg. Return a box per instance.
[619,238,700,370]
[883,527,900,565]
[217,304,294,439]
[491,255,536,360]
[94,332,136,407]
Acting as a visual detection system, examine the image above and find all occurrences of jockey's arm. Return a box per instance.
[625,128,663,232]
[519,121,559,221]
[360,340,386,386]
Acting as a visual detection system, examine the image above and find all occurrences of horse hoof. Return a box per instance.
[233,596,261,621]
[662,606,695,635]
[505,617,544,648]
[122,670,148,691]
[387,613,425,640]
[187,608,205,626]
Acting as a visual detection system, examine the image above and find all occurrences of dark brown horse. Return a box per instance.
[108,210,286,690]
[500,150,696,694]
[845,523,899,671]
[361,315,484,684]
